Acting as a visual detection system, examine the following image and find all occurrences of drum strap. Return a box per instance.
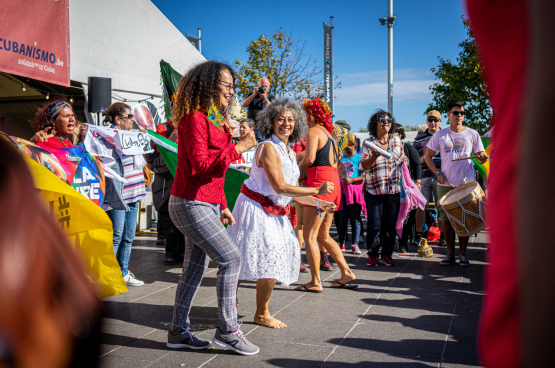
[448,128,468,185]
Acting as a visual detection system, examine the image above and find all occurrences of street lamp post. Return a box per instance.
[379,0,396,113]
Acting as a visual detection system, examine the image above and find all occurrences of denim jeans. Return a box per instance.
[107,201,139,276]
[338,192,362,245]
[364,190,400,257]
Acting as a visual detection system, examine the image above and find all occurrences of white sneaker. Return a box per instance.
[123,271,144,286]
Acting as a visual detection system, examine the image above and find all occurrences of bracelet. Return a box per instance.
[317,199,322,218]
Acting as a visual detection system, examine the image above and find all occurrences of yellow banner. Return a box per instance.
[24,156,128,298]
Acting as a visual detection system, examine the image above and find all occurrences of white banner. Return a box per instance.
[86,125,154,156]
[230,148,255,168]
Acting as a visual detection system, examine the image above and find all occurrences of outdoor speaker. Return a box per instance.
[88,77,112,113]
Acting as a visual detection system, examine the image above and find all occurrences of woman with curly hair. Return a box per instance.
[29,99,87,149]
[360,109,407,267]
[166,61,259,355]
[229,98,335,329]
[297,98,357,292]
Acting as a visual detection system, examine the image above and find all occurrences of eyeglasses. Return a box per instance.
[120,114,134,120]
[448,111,465,116]
[220,82,236,91]
[427,118,439,123]
[379,118,392,124]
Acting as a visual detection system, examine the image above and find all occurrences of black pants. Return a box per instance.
[159,210,185,259]
[364,190,400,257]
[400,209,416,245]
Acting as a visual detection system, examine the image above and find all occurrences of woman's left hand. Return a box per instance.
[80,123,89,138]
[220,208,236,226]
[320,200,336,213]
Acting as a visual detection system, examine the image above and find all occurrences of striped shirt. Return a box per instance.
[359,135,407,195]
[122,155,146,204]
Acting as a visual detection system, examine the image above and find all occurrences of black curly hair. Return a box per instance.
[30,98,72,133]
[171,60,235,128]
[367,109,395,137]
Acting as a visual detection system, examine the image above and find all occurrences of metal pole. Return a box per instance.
[198,28,202,54]
[387,0,393,113]
[330,16,334,120]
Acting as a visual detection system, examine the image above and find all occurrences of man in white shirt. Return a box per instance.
[425,100,488,267]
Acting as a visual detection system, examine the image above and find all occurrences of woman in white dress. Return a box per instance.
[227,98,336,329]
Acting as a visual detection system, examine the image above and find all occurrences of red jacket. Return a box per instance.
[170,110,239,209]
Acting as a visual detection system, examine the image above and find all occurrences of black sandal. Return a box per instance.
[296,284,323,293]
[331,282,358,289]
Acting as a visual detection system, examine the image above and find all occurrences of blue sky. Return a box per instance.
[152,0,468,132]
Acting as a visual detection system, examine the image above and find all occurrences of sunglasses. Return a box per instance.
[427,118,439,123]
[448,111,465,116]
[220,82,236,91]
[120,114,134,120]
[379,118,392,124]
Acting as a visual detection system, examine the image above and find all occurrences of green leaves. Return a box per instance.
[234,28,339,101]
[426,16,492,134]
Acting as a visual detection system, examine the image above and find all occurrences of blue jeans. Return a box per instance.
[107,201,139,276]
[364,190,400,257]
[338,192,362,245]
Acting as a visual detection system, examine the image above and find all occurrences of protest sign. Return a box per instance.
[230,148,255,168]
[133,102,155,131]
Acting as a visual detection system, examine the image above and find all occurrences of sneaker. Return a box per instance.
[459,254,470,267]
[351,245,362,254]
[164,257,176,266]
[339,244,346,252]
[380,255,396,267]
[440,254,456,266]
[213,322,259,356]
[439,235,447,247]
[123,271,144,286]
[320,251,334,271]
[399,244,408,253]
[167,328,211,350]
[367,255,379,267]
[156,238,165,246]
[300,261,309,273]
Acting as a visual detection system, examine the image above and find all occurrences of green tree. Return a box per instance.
[358,127,368,133]
[426,16,491,134]
[234,29,340,101]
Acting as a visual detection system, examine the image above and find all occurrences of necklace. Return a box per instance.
[55,135,69,148]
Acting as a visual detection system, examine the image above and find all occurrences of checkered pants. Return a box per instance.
[169,196,242,332]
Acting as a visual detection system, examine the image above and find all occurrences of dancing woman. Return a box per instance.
[167,61,259,355]
[228,98,335,329]
[297,98,357,292]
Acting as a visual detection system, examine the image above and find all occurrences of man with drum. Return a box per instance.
[424,100,488,266]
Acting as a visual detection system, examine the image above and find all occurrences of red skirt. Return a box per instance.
[304,166,341,207]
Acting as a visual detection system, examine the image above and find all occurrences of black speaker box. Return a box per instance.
[88,77,112,112]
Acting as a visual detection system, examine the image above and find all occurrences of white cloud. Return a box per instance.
[335,68,435,107]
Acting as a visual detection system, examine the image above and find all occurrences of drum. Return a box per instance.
[439,182,486,237]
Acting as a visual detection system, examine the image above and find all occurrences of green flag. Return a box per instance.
[148,130,249,211]
[160,60,183,121]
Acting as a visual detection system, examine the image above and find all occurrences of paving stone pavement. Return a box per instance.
[99,228,487,368]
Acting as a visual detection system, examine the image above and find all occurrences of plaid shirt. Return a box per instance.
[359,135,407,195]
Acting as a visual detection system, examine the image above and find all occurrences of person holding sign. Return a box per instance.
[167,61,259,355]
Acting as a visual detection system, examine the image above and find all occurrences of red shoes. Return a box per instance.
[320,251,334,271]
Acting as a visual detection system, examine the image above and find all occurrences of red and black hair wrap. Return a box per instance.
[302,98,333,134]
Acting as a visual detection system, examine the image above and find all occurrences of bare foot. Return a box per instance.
[254,315,287,328]
[295,282,323,292]
[330,273,356,288]
[236,298,239,307]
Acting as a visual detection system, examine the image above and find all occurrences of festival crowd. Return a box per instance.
[26,60,488,356]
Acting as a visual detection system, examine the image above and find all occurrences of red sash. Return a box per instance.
[240,183,290,217]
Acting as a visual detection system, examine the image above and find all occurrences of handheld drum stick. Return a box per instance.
[451,156,474,162]
[363,140,392,159]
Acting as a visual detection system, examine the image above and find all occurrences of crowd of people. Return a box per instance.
[25,59,488,356]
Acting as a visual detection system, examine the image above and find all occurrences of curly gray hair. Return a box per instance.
[255,98,307,144]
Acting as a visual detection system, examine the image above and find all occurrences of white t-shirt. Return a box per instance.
[427,126,485,187]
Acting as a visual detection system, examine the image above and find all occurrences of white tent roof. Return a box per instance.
[69,0,205,97]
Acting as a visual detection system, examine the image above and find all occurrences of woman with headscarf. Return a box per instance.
[296,98,358,292]
[30,100,87,148]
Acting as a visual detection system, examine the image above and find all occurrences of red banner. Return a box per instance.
[0,0,70,86]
